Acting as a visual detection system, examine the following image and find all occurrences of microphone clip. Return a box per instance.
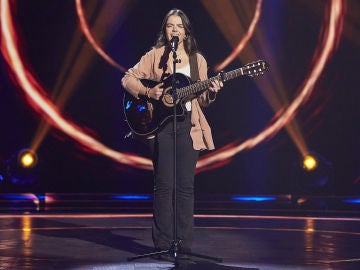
[170,36,179,52]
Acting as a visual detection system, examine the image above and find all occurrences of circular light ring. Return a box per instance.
[75,0,345,172]
[0,0,345,172]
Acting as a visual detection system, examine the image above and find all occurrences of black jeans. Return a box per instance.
[148,113,199,251]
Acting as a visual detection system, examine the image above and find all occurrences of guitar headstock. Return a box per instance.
[242,60,269,77]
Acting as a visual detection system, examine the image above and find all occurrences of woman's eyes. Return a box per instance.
[166,24,184,28]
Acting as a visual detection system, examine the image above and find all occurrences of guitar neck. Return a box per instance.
[177,67,244,99]
[176,60,268,99]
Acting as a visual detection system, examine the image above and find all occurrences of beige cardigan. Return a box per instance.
[121,46,216,150]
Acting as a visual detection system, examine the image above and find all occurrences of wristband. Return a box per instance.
[146,87,151,98]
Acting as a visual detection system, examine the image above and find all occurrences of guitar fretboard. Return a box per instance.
[177,67,244,99]
[177,60,267,99]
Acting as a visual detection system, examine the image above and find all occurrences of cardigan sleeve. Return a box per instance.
[121,49,156,98]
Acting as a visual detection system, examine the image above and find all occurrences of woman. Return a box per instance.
[121,8,222,254]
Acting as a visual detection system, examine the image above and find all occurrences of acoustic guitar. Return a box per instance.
[123,60,268,137]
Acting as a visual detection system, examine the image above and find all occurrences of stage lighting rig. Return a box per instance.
[302,154,318,171]
[6,148,39,186]
[293,151,333,194]
[18,149,38,168]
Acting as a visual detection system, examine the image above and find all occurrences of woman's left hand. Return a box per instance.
[209,79,223,93]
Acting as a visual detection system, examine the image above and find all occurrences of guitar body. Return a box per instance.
[123,60,269,137]
[123,73,193,136]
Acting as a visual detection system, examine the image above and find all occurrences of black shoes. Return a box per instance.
[153,250,192,261]
[153,245,192,261]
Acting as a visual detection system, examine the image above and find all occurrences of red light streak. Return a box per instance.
[75,0,127,73]
[214,0,263,72]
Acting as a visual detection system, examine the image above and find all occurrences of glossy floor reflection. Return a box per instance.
[0,214,359,269]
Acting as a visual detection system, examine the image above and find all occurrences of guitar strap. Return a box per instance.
[189,53,200,82]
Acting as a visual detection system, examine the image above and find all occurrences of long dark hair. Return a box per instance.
[154,9,199,55]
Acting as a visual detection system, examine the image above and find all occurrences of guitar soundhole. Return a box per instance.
[162,87,177,107]
[163,93,174,107]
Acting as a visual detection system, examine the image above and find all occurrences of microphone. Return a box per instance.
[170,36,179,51]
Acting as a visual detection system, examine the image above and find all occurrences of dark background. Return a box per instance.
[0,0,359,197]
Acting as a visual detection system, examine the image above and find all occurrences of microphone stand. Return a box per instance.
[127,42,222,265]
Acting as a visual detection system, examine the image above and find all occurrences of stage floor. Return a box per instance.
[0,213,359,270]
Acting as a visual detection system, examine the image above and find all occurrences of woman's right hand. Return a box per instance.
[147,82,164,100]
